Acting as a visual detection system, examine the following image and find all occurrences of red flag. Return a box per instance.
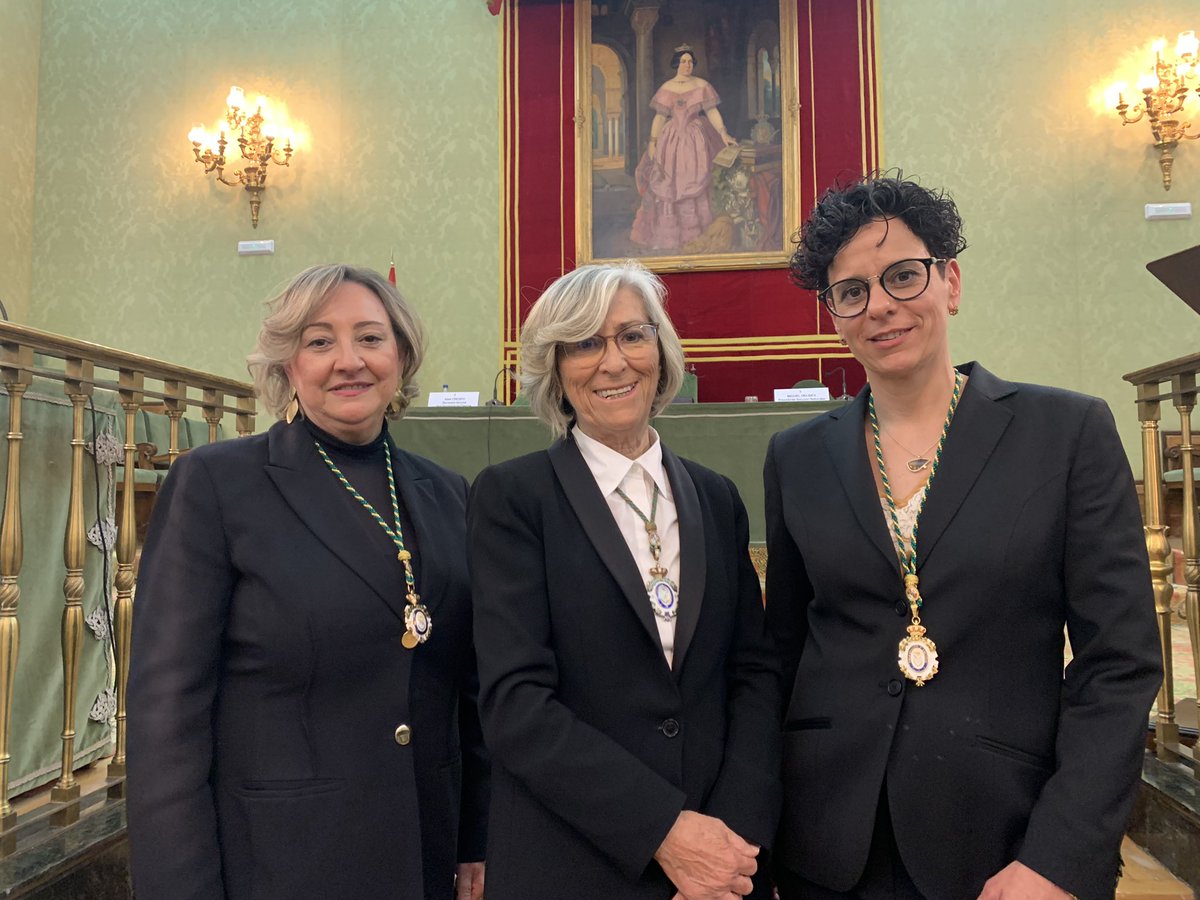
[388,252,396,286]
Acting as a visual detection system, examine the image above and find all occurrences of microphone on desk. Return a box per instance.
[826,367,851,401]
[486,366,517,406]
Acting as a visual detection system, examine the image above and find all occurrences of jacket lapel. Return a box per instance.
[822,391,899,572]
[390,440,448,614]
[265,420,408,622]
[915,363,1015,570]
[661,447,705,674]
[547,436,664,652]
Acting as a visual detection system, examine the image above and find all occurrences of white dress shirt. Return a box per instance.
[573,426,680,666]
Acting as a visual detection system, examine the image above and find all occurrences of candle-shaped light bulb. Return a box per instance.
[262,122,278,140]
[255,95,269,115]
[188,123,206,144]
[1177,30,1198,59]
[1137,72,1157,92]
[226,85,245,109]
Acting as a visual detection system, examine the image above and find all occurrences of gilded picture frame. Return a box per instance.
[574,0,799,272]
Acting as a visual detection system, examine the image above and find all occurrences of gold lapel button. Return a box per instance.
[394,724,413,746]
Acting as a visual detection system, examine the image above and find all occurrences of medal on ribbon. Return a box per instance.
[870,371,964,686]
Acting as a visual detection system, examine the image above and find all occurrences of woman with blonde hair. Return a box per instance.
[127,264,488,900]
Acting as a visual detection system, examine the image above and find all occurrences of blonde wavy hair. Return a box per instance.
[247,264,425,421]
[520,262,685,439]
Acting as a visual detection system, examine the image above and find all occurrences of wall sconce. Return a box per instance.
[188,86,296,228]
[1113,30,1200,191]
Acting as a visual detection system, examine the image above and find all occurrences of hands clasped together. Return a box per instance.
[656,811,760,900]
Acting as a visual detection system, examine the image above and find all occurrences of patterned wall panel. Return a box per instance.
[0,0,42,325]
[877,0,1200,457]
[29,0,500,405]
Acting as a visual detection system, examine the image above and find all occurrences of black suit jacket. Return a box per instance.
[764,363,1161,900]
[127,419,488,900]
[468,436,781,899]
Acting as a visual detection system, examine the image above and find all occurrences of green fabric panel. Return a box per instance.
[4,380,120,798]
[1163,469,1200,484]
[389,401,844,543]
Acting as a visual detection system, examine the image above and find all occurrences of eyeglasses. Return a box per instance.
[819,257,948,319]
[559,323,659,362]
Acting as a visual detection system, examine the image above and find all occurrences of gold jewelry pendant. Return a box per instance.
[898,623,939,685]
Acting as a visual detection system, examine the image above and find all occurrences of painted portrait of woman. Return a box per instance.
[580,0,792,271]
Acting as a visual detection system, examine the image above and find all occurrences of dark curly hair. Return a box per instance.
[789,172,967,292]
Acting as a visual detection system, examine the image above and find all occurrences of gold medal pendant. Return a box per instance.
[402,602,432,649]
[898,622,939,685]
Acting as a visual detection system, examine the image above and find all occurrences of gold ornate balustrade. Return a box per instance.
[0,321,255,855]
[1125,351,1200,776]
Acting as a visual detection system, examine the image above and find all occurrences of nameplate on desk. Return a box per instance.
[774,387,830,402]
[427,391,480,407]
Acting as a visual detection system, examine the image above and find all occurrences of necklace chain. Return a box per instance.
[869,371,965,610]
[315,441,419,605]
[881,427,940,469]
[614,481,667,576]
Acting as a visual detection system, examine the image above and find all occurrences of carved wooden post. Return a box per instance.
[1171,372,1199,777]
[107,369,143,793]
[203,389,223,444]
[0,343,32,855]
[236,393,255,438]
[50,359,94,825]
[164,379,185,465]
[1136,381,1179,756]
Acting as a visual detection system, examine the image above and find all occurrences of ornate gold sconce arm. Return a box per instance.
[188,87,297,228]
[1112,31,1200,190]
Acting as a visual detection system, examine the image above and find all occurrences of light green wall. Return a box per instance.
[877,0,1200,458]
[18,1,1200,457]
[0,0,42,324]
[28,0,499,401]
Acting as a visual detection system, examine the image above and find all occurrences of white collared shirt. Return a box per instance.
[573,426,680,666]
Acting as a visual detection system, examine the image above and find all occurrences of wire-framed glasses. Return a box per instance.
[820,257,948,318]
[559,323,659,362]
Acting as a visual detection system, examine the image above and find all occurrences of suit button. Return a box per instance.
[659,718,681,738]
[887,679,904,697]
[894,600,908,616]
[394,724,412,745]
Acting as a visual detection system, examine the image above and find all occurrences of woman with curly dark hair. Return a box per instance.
[764,174,1160,900]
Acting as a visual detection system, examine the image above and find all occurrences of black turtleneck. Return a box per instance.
[302,418,421,589]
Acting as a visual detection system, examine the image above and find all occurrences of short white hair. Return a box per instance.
[520,262,685,439]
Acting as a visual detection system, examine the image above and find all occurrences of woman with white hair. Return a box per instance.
[468,261,781,899]
[127,264,488,900]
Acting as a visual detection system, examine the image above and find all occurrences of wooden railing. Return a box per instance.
[1125,351,1200,775]
[0,321,255,854]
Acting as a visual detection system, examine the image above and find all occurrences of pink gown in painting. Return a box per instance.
[630,82,727,251]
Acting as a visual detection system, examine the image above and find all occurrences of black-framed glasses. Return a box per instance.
[559,323,659,362]
[819,257,948,318]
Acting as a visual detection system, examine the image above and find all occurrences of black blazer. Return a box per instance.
[764,363,1161,900]
[468,436,781,899]
[127,419,488,900]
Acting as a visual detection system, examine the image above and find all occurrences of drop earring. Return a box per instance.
[285,391,301,424]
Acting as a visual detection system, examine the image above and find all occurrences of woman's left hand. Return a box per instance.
[456,861,485,900]
[977,861,1072,899]
[721,133,738,147]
